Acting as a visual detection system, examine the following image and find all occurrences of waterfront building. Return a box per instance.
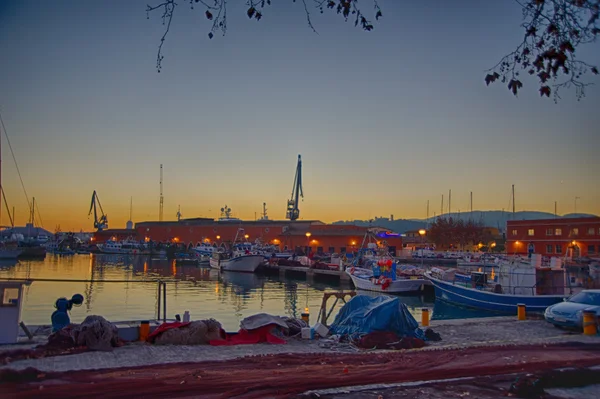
[93,218,403,255]
[506,217,600,257]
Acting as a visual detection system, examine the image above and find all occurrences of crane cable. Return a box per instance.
[0,109,44,228]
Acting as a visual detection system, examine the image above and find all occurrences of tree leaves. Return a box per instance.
[486,0,599,101]
[205,10,213,20]
[508,79,523,95]
[540,85,551,97]
[484,72,500,86]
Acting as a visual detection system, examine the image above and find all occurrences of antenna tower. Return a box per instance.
[159,164,164,222]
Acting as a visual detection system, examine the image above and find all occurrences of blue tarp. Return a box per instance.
[329,295,425,340]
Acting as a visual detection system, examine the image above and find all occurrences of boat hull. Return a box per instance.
[0,249,22,260]
[347,270,427,293]
[210,255,263,273]
[425,272,566,313]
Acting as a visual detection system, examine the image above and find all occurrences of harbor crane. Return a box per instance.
[88,190,108,231]
[285,154,303,221]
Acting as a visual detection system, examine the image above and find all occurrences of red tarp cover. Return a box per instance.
[209,324,286,346]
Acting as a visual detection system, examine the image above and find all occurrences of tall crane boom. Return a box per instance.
[88,190,108,231]
[285,154,303,221]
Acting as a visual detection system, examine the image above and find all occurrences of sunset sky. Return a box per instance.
[0,0,598,232]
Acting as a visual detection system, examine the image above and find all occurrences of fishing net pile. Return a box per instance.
[4,342,600,399]
[151,319,224,345]
[72,315,120,351]
[0,315,120,365]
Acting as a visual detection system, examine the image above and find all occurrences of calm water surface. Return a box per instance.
[0,254,489,331]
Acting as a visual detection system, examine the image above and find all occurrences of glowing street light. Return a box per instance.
[418,229,426,267]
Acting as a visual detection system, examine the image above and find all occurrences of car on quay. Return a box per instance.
[544,289,600,330]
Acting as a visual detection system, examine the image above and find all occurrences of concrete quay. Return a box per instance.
[1,317,597,374]
[259,263,352,282]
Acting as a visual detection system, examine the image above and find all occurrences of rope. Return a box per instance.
[0,110,43,227]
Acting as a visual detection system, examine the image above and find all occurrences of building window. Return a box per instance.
[571,228,579,236]
[328,246,335,253]
[546,228,553,236]
[589,245,596,254]
[556,245,562,254]
[528,229,535,236]
[512,229,518,236]
[588,228,595,235]
[340,247,346,253]
[546,245,553,254]
[555,228,562,236]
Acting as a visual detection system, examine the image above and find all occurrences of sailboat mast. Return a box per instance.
[512,184,515,217]
[441,194,444,216]
[449,189,452,215]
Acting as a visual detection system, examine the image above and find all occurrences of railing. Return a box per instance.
[0,277,170,321]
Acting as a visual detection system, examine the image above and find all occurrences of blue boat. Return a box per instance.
[425,263,571,313]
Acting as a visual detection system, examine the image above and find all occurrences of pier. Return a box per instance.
[258,264,352,282]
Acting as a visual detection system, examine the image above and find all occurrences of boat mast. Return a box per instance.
[512,184,515,218]
[159,164,164,222]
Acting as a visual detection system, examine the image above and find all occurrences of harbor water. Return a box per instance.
[0,254,494,331]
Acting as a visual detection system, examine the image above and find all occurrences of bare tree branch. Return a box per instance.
[146,0,383,71]
[486,0,599,101]
[145,1,598,101]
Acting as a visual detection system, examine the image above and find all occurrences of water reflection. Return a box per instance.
[431,299,500,320]
[1,254,508,330]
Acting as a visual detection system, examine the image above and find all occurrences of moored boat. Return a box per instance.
[425,255,579,313]
[209,250,264,273]
[0,242,22,260]
[347,266,429,293]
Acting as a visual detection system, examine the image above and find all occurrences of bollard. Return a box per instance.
[517,303,526,320]
[582,310,597,336]
[421,308,430,327]
[139,320,150,341]
[301,307,310,324]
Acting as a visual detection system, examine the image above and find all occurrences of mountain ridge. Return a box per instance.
[332,211,598,234]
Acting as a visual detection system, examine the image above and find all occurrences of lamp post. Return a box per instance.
[418,229,426,267]
[305,232,311,255]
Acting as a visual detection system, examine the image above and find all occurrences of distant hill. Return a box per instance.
[332,211,598,234]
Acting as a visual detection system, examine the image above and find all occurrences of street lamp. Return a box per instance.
[418,229,426,267]
[244,234,249,240]
[305,232,311,255]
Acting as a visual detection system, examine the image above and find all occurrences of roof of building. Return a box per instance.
[507,217,600,226]
[0,225,53,237]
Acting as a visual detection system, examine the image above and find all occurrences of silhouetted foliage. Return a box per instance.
[427,217,492,250]
[486,0,599,101]
[146,0,381,72]
[146,1,598,100]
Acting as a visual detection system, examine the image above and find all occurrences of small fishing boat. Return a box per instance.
[97,237,147,255]
[345,232,429,294]
[425,254,579,313]
[209,250,264,273]
[347,266,429,293]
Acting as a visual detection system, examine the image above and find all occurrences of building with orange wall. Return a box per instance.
[506,217,600,257]
[93,218,403,255]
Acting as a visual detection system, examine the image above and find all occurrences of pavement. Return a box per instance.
[1,317,598,373]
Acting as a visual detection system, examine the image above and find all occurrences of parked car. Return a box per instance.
[544,289,600,329]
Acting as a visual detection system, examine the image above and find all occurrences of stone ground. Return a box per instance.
[0,316,597,373]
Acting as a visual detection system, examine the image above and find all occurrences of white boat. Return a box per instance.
[97,238,147,255]
[192,242,219,257]
[209,250,264,273]
[346,267,428,293]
